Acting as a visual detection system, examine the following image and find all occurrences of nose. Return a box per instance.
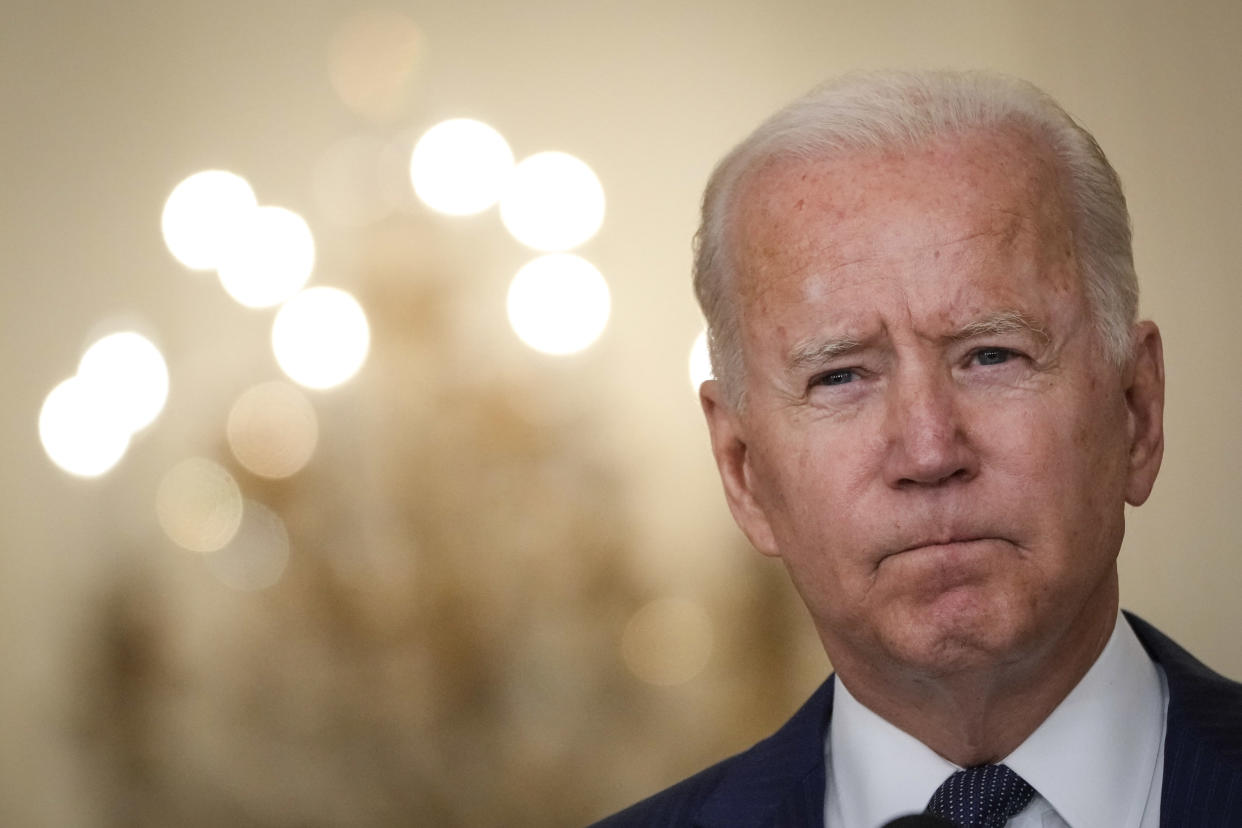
[882,363,978,489]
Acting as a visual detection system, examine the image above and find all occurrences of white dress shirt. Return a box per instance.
[824,614,1168,828]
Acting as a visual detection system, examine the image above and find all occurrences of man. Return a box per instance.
[594,71,1242,827]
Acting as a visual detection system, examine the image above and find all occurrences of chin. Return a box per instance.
[881,593,1037,676]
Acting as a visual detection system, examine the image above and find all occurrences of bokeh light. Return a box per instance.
[39,331,169,478]
[689,328,713,391]
[272,286,371,389]
[205,499,291,591]
[621,597,714,687]
[156,458,244,553]
[78,331,169,433]
[328,9,424,122]
[161,170,258,271]
[226,381,319,478]
[410,118,513,216]
[500,151,605,251]
[39,377,131,478]
[506,254,610,355]
[216,206,316,308]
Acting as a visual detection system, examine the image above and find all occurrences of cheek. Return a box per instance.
[783,425,881,520]
[1069,396,1132,530]
[1065,383,1132,483]
[758,436,891,596]
[979,392,1129,548]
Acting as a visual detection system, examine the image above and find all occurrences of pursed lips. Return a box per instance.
[906,536,993,551]
[878,536,1003,566]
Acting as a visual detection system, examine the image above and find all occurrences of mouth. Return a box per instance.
[880,536,1002,566]
[905,536,992,551]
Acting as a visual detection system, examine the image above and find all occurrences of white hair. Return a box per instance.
[694,70,1138,407]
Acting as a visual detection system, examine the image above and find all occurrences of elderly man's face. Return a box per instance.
[702,128,1164,683]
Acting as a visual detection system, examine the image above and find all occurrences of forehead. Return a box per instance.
[730,127,1077,318]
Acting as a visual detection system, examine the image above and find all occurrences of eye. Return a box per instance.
[973,347,1013,366]
[814,368,857,386]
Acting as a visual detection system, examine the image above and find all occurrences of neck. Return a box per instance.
[831,589,1119,767]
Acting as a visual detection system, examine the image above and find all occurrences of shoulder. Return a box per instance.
[1125,612,1242,712]
[587,758,735,828]
[587,678,836,828]
[1126,613,1242,768]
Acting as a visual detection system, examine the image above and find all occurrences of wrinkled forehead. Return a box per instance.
[728,127,1077,306]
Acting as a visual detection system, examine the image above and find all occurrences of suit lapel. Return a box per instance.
[1126,613,1242,826]
[694,678,834,828]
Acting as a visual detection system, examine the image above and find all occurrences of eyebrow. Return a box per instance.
[787,336,864,372]
[785,309,1050,372]
[947,309,1050,346]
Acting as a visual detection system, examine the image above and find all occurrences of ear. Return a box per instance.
[1122,320,1165,506]
[699,379,781,556]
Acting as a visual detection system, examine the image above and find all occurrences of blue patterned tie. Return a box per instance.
[924,764,1036,827]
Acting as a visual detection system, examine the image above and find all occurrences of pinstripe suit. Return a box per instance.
[591,613,1242,827]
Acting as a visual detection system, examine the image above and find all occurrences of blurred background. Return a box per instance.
[3,1,1240,825]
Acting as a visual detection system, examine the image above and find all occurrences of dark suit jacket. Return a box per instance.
[591,613,1242,827]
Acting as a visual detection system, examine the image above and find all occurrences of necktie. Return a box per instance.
[924,764,1036,827]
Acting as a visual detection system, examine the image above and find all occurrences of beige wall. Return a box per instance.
[2,1,1239,824]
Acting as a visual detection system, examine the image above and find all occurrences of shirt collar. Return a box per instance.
[1004,613,1165,827]
[827,668,957,826]
[826,614,1165,828]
